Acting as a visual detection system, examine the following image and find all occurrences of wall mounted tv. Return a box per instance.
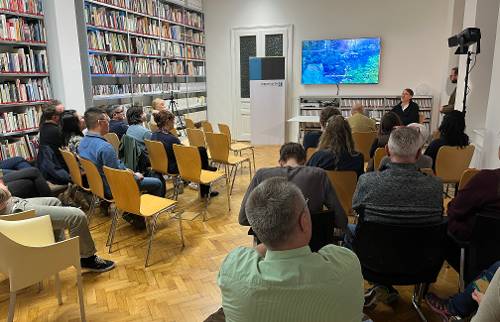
[301,37,381,85]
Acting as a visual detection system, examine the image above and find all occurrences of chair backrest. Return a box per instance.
[352,132,377,162]
[458,168,480,190]
[0,215,55,247]
[435,145,475,183]
[218,123,232,144]
[185,118,195,129]
[186,128,206,148]
[309,210,336,252]
[145,139,169,175]
[373,147,387,171]
[306,147,317,162]
[172,144,202,183]
[0,210,36,221]
[353,218,447,285]
[59,148,84,188]
[201,120,214,133]
[78,156,108,200]
[104,132,120,155]
[103,166,141,214]
[205,132,230,163]
[325,171,357,216]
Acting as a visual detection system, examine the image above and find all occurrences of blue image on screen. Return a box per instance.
[301,37,381,85]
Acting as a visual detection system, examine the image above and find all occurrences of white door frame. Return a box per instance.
[230,24,294,141]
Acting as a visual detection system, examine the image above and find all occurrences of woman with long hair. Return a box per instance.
[366,111,402,171]
[61,110,85,153]
[425,110,469,168]
[307,115,364,176]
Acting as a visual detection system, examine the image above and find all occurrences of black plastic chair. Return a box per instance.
[447,213,500,291]
[353,218,448,321]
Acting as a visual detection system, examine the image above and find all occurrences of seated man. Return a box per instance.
[106,105,129,140]
[239,142,346,230]
[347,127,443,303]
[0,180,115,272]
[303,105,341,151]
[347,102,377,133]
[78,108,164,227]
[218,177,364,322]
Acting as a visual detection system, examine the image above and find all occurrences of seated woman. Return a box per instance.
[61,110,85,153]
[307,115,364,177]
[126,106,152,152]
[366,111,402,171]
[425,110,469,169]
[150,110,217,198]
[303,105,341,151]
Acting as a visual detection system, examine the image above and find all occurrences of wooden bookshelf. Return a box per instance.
[0,0,52,161]
[77,0,207,121]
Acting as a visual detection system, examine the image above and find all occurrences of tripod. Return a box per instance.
[167,91,185,134]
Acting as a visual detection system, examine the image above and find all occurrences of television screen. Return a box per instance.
[301,37,381,85]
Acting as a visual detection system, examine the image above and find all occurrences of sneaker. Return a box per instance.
[122,213,146,230]
[425,293,453,321]
[364,285,380,308]
[201,191,219,198]
[188,182,199,190]
[81,255,115,272]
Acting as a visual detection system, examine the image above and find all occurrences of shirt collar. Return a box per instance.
[264,245,312,261]
[85,131,105,139]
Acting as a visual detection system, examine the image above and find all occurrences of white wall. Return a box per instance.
[44,0,86,113]
[204,0,451,139]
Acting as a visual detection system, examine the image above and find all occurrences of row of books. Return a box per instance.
[0,134,38,161]
[90,54,129,74]
[175,95,205,110]
[186,61,204,76]
[185,45,204,59]
[0,77,51,103]
[85,4,127,31]
[184,29,203,44]
[93,83,130,96]
[88,30,128,52]
[0,48,48,73]
[178,82,205,92]
[0,105,41,133]
[0,15,46,42]
[90,56,203,76]
[0,0,43,15]
[128,15,160,36]
[92,80,188,96]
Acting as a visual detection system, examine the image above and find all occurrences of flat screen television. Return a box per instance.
[301,37,381,85]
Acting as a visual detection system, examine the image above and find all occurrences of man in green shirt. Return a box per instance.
[217,177,364,322]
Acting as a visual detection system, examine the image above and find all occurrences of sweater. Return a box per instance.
[391,100,420,125]
[307,149,364,177]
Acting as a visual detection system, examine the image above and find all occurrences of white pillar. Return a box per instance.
[44,0,86,114]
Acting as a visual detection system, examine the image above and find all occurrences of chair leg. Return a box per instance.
[145,213,160,267]
[87,195,97,224]
[251,148,256,173]
[106,207,117,247]
[248,159,252,180]
[225,172,231,211]
[411,283,427,322]
[177,212,185,247]
[230,164,238,195]
[204,186,211,222]
[459,247,465,292]
[38,281,43,293]
[108,209,120,253]
[76,267,87,322]
[8,291,16,322]
[55,273,63,305]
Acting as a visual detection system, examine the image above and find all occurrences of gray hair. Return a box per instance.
[245,177,305,247]
[388,127,422,158]
[407,123,429,147]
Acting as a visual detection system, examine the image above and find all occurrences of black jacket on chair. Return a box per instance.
[391,100,420,125]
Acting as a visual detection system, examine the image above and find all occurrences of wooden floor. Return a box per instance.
[0,145,460,322]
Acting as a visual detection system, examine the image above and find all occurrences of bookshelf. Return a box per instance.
[0,0,52,161]
[76,0,207,124]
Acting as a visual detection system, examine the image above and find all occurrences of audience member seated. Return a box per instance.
[39,103,65,168]
[106,105,128,139]
[219,177,363,322]
[150,110,218,198]
[0,180,114,272]
[78,108,164,228]
[379,123,433,170]
[148,98,166,130]
[347,102,377,133]
[302,105,341,151]
[366,111,402,171]
[391,88,420,125]
[426,261,500,321]
[239,142,346,230]
[39,99,64,124]
[125,106,152,151]
[346,127,443,303]
[62,110,85,153]
[425,110,470,169]
[307,115,364,177]
[2,167,51,198]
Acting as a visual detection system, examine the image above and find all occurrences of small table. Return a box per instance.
[287,115,320,142]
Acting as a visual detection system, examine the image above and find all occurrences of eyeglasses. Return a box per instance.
[114,109,124,114]
[98,117,110,123]
[300,198,309,215]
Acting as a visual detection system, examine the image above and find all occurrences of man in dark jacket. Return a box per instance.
[38,104,65,169]
[106,105,128,139]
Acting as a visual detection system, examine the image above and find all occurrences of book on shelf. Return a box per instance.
[185,29,203,44]
[0,134,38,160]
[0,14,46,42]
[0,48,48,73]
[0,105,41,133]
[90,54,129,74]
[130,36,160,56]
[92,0,127,9]
[85,3,126,31]
[0,77,51,103]
[186,61,204,76]
[129,0,157,17]
[87,29,128,52]
[0,0,43,15]
[93,83,131,96]
[132,57,161,75]
[127,14,159,36]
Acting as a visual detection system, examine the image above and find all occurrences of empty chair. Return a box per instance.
[201,120,214,133]
[435,145,475,184]
[103,166,182,267]
[186,128,206,148]
[352,131,377,162]
[104,132,120,155]
[144,139,181,199]
[0,215,86,322]
[325,171,357,216]
[185,118,195,129]
[458,168,480,191]
[205,132,252,195]
[218,123,256,172]
[373,147,387,171]
[173,144,229,219]
[306,147,317,162]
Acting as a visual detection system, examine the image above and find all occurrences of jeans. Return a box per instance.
[138,177,163,197]
[12,197,96,258]
[448,261,500,317]
[0,156,32,171]
[343,223,357,250]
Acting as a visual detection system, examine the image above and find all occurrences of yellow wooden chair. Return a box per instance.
[306,147,317,162]
[205,132,252,195]
[144,139,181,199]
[352,131,377,162]
[186,128,206,148]
[185,118,195,129]
[103,166,182,267]
[104,132,120,155]
[173,144,229,219]
[59,148,89,192]
[0,215,86,322]
[201,120,214,133]
[373,147,387,171]
[435,145,475,184]
[458,168,480,191]
[218,123,256,172]
[325,171,358,217]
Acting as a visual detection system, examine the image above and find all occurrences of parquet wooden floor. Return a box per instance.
[0,145,459,322]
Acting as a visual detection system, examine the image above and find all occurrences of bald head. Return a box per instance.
[351,102,364,115]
